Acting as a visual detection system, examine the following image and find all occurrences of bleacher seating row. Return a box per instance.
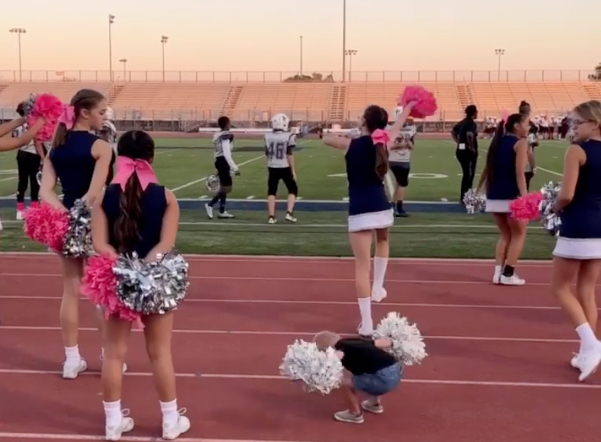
[1,81,600,122]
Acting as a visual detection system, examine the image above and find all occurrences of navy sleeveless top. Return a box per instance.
[345,136,390,216]
[560,140,601,239]
[49,131,98,209]
[101,183,167,258]
[486,135,520,200]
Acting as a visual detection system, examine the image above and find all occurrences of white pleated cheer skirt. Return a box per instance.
[348,209,394,233]
[553,237,601,260]
[485,199,511,214]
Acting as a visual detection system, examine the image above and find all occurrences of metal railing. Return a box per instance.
[0,69,597,84]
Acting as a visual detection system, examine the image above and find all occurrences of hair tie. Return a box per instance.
[371,129,390,148]
[112,156,158,191]
[57,105,76,130]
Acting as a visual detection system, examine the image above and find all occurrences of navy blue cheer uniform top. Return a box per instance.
[102,183,167,259]
[486,135,520,201]
[346,135,390,216]
[49,131,98,209]
[559,140,601,239]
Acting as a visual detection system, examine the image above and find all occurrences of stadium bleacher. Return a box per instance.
[1,79,600,123]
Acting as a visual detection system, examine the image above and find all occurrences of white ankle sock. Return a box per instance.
[65,345,81,364]
[357,297,373,333]
[160,399,179,427]
[103,400,122,427]
[576,323,598,351]
[494,265,502,274]
[372,257,388,292]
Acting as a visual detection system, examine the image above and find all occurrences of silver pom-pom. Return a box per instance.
[279,340,343,395]
[374,312,427,366]
[113,250,189,315]
[539,181,562,236]
[463,188,486,214]
[62,199,94,258]
[21,94,37,118]
[206,174,220,193]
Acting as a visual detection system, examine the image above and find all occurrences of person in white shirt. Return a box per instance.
[13,102,45,220]
[388,107,416,217]
[205,116,238,219]
[97,106,118,185]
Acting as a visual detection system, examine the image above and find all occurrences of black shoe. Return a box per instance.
[395,210,409,218]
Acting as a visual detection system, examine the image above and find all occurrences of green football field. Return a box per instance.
[0,137,567,201]
[0,137,566,257]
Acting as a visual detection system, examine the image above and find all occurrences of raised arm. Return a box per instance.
[0,117,26,138]
[0,119,44,152]
[323,133,352,151]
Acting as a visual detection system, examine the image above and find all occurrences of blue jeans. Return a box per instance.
[352,363,403,396]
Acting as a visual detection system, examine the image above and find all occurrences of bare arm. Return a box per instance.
[554,144,584,212]
[514,139,529,197]
[323,134,352,151]
[39,157,66,211]
[387,103,416,142]
[35,141,45,160]
[91,189,118,258]
[84,139,113,207]
[0,117,26,138]
[145,188,180,261]
[526,144,536,170]
[0,120,44,152]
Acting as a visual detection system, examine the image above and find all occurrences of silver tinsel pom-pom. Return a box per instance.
[462,188,486,214]
[374,312,427,366]
[21,94,37,117]
[279,340,343,395]
[113,251,189,315]
[62,199,94,258]
[539,181,562,236]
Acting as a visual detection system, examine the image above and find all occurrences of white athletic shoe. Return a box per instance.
[571,353,581,369]
[357,322,374,337]
[105,409,135,441]
[62,358,87,379]
[16,211,24,221]
[218,211,235,219]
[205,204,214,219]
[578,347,601,382]
[285,212,297,223]
[492,271,501,284]
[268,216,277,224]
[499,274,525,286]
[162,409,191,440]
[371,287,387,303]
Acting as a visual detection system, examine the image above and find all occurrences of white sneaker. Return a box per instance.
[371,287,387,303]
[578,347,601,382]
[268,216,277,224]
[571,353,581,369]
[357,322,374,337]
[62,358,87,379]
[218,211,235,219]
[162,409,191,440]
[16,211,23,221]
[492,271,501,284]
[499,274,525,286]
[105,409,135,441]
[285,212,297,223]
[205,204,213,220]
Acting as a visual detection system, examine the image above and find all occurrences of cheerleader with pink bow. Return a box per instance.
[90,130,189,440]
[323,103,416,336]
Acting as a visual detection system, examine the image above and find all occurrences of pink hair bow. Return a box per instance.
[57,105,76,130]
[112,156,158,191]
[371,129,390,148]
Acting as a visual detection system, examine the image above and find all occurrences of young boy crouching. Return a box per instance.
[314,331,402,424]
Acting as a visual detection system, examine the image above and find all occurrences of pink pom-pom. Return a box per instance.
[27,94,65,141]
[510,192,543,221]
[22,204,69,252]
[399,85,438,119]
[82,255,142,326]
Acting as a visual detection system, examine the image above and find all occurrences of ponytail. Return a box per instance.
[374,143,389,180]
[114,173,143,253]
[52,122,69,149]
[484,120,505,193]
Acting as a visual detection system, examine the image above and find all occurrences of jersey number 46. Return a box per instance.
[266,142,286,159]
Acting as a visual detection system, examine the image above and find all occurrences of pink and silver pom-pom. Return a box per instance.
[539,182,561,236]
[462,188,486,214]
[62,199,94,258]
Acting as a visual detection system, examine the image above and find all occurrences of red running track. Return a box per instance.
[0,253,600,442]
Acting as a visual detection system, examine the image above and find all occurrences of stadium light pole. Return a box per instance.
[109,15,115,82]
[161,36,169,82]
[342,0,347,83]
[300,36,303,76]
[119,58,127,81]
[495,48,505,81]
[9,28,26,82]
[345,49,357,82]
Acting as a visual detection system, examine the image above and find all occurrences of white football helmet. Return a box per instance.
[271,113,290,131]
[104,106,115,122]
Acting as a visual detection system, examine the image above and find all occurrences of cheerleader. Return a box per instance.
[38,89,113,379]
[550,100,601,381]
[324,103,415,336]
[477,114,530,285]
[91,130,189,440]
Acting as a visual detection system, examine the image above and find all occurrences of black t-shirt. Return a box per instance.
[334,337,397,375]
[453,118,478,152]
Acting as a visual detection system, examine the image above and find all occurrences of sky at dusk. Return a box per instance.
[0,0,597,75]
